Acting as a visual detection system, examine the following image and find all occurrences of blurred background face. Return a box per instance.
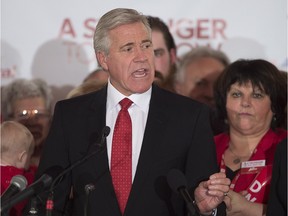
[151,30,176,80]
[12,97,51,150]
[100,22,155,96]
[176,57,225,108]
[226,82,273,135]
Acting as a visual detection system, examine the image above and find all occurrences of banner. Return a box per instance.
[1,0,287,88]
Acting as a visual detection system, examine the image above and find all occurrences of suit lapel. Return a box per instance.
[125,86,169,213]
[84,86,121,215]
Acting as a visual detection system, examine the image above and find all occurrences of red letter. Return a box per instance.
[176,19,194,39]
[212,19,227,39]
[197,19,209,39]
[76,42,95,64]
[62,41,77,63]
[83,18,97,38]
[58,18,76,38]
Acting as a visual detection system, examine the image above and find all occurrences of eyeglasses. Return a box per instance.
[12,109,51,120]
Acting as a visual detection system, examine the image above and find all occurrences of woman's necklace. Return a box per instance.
[228,146,253,164]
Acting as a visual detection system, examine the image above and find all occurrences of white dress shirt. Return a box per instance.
[106,80,151,181]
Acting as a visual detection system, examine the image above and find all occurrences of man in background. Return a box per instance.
[147,16,177,92]
[174,46,230,134]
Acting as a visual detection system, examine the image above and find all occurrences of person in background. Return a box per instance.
[153,70,165,86]
[175,46,230,107]
[1,121,35,216]
[213,59,287,216]
[147,15,177,92]
[266,137,287,216]
[174,46,230,134]
[1,78,53,171]
[83,67,109,83]
[66,79,107,98]
[34,8,230,216]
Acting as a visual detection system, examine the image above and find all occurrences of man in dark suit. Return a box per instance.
[33,8,230,216]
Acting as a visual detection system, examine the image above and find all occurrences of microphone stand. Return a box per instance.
[26,197,39,215]
[45,148,105,216]
[45,126,110,216]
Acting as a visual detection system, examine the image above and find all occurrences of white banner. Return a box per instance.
[1,0,287,87]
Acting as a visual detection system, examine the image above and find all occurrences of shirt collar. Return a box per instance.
[107,80,152,112]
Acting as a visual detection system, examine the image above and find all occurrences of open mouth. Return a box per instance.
[132,68,148,78]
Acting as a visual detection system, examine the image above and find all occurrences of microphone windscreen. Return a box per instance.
[102,126,110,138]
[167,169,187,194]
[75,173,95,194]
[11,175,28,191]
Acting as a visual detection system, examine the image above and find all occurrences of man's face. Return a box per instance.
[98,22,155,96]
[151,30,176,79]
[176,57,225,108]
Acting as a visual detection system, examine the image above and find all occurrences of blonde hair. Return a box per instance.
[66,80,107,98]
[1,121,35,157]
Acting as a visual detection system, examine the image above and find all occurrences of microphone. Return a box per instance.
[84,183,95,216]
[84,181,96,216]
[74,173,96,216]
[49,126,110,192]
[1,175,27,204]
[46,126,110,215]
[85,184,96,193]
[75,173,96,216]
[0,166,63,214]
[100,126,110,147]
[167,169,199,216]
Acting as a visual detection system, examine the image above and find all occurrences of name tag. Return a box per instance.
[241,160,265,168]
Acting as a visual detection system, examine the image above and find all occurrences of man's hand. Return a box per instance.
[194,172,231,215]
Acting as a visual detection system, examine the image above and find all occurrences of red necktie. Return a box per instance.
[111,98,133,214]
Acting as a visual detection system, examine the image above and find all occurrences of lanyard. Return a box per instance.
[220,154,241,190]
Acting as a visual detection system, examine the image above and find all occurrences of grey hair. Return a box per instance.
[93,8,151,55]
[175,46,230,82]
[1,78,53,120]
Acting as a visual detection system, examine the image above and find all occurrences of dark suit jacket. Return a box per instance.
[266,138,287,216]
[35,85,219,216]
